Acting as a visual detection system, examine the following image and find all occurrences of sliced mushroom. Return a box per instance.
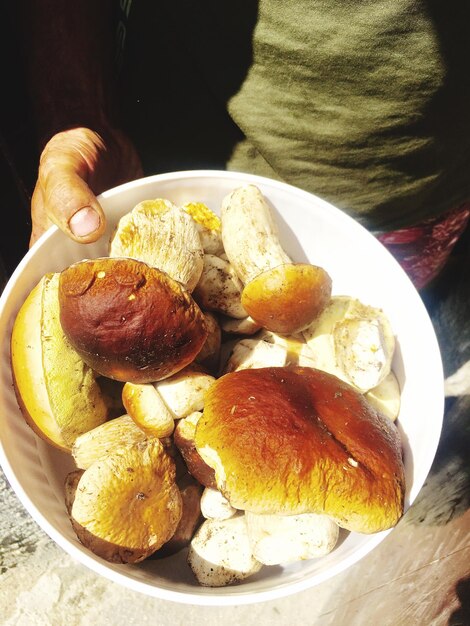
[109,198,204,292]
[244,511,339,565]
[187,514,262,587]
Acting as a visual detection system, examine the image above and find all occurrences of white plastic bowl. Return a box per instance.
[0,170,444,605]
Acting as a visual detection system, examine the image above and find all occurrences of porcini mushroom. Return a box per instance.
[122,365,215,439]
[195,366,405,534]
[122,383,175,438]
[244,512,339,565]
[109,198,204,292]
[188,514,262,587]
[70,438,182,563]
[302,296,396,393]
[155,366,216,418]
[72,414,148,469]
[11,272,109,452]
[220,184,332,334]
[58,258,208,384]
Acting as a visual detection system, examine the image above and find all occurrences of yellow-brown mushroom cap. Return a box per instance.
[195,366,405,534]
[70,438,182,563]
[240,263,332,334]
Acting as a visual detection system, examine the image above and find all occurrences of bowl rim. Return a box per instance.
[0,169,445,605]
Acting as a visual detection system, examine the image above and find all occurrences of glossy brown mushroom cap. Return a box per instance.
[59,257,207,383]
[195,366,405,534]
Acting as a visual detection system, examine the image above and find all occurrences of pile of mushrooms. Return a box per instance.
[104,184,400,584]
[14,183,402,587]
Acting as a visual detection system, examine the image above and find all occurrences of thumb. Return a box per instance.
[40,165,107,243]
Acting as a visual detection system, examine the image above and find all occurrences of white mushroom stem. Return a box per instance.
[302,296,395,393]
[244,511,339,565]
[257,329,318,363]
[221,185,332,335]
[364,371,401,422]
[121,384,175,437]
[200,487,237,521]
[122,366,215,433]
[193,254,247,319]
[187,515,262,587]
[219,315,261,336]
[221,184,291,284]
[222,337,317,374]
[155,366,216,419]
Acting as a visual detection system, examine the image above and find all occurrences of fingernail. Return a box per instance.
[69,207,101,237]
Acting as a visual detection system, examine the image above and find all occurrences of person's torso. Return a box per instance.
[116,0,470,231]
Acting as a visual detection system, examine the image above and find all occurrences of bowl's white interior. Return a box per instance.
[0,170,444,605]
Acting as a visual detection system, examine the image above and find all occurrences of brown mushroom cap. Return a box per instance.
[58,257,207,383]
[70,438,182,563]
[195,366,405,534]
[240,263,332,334]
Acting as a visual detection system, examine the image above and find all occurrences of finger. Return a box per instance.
[39,162,107,243]
[30,182,52,247]
[37,129,107,242]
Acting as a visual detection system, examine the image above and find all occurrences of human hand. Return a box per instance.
[30,127,143,246]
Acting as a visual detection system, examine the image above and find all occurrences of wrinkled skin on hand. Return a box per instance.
[31,127,143,246]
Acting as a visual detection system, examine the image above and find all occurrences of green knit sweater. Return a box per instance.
[117,1,470,232]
